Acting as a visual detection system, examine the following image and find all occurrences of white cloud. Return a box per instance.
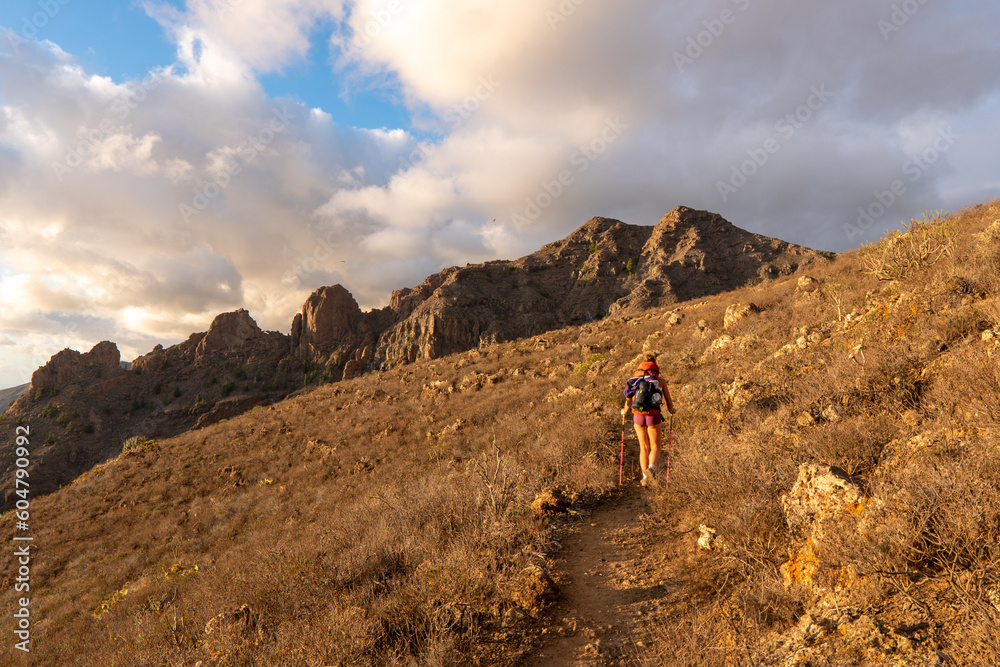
[2,1,1000,387]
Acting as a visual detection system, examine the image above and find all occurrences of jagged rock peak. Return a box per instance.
[291,285,364,362]
[655,206,734,232]
[29,340,124,391]
[195,309,263,357]
[566,216,635,239]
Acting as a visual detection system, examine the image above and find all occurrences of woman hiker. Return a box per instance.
[621,353,675,487]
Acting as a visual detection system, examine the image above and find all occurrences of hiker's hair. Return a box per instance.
[644,353,657,363]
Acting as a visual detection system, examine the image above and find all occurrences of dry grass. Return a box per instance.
[3,199,1000,665]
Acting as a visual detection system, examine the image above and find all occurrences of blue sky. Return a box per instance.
[1,0,1000,389]
[1,1,177,79]
[0,0,411,128]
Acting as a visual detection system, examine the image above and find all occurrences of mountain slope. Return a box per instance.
[2,201,998,665]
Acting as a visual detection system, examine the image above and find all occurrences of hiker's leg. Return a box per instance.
[633,422,651,474]
[648,422,663,469]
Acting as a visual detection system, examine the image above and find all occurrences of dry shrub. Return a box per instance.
[660,425,795,590]
[822,429,1000,662]
[860,214,955,281]
[796,415,895,477]
[926,342,1000,424]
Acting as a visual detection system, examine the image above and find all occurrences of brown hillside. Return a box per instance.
[1,200,999,665]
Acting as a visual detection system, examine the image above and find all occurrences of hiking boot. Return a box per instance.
[646,465,657,485]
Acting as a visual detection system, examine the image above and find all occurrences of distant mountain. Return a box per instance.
[0,315,297,509]
[0,383,28,413]
[289,206,830,375]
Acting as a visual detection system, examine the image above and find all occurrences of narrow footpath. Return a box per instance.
[521,483,688,666]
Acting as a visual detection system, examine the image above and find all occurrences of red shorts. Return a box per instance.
[633,413,662,427]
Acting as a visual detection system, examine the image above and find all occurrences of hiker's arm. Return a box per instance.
[660,379,676,414]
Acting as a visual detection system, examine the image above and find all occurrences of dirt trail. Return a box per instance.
[522,484,682,666]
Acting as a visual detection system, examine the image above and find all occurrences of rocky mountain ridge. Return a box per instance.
[0,206,827,508]
[290,206,828,376]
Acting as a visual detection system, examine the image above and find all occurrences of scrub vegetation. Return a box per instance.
[2,200,1000,665]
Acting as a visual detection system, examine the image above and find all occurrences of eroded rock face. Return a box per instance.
[290,285,370,364]
[195,309,262,358]
[780,464,868,588]
[29,341,125,392]
[299,207,828,373]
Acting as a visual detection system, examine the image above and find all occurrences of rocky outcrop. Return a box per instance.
[724,302,762,330]
[291,207,829,373]
[289,285,387,376]
[28,341,126,394]
[1,312,295,512]
[614,207,822,312]
[780,464,869,588]
[195,309,262,358]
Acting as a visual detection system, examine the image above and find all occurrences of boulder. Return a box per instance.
[797,275,821,293]
[782,464,868,536]
[724,302,761,330]
[780,464,868,588]
[511,565,559,612]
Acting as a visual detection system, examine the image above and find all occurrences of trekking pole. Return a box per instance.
[664,413,674,486]
[619,413,626,485]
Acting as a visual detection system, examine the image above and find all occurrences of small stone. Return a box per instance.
[821,405,843,423]
[697,525,718,551]
[796,411,815,427]
[797,275,821,293]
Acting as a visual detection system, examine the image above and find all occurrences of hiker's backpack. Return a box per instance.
[630,373,663,412]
